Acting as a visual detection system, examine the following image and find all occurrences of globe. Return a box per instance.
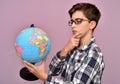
[14,24,51,81]
[15,25,51,63]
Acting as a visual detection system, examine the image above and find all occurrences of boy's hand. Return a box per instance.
[23,59,47,81]
[60,32,81,56]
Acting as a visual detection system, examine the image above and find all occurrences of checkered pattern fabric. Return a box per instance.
[44,37,105,84]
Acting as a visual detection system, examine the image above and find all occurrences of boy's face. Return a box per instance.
[70,11,95,38]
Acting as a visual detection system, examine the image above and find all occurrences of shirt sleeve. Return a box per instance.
[44,47,104,84]
[48,51,67,76]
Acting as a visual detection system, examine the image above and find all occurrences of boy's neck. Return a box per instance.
[79,31,93,49]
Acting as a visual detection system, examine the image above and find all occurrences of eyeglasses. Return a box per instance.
[68,18,90,26]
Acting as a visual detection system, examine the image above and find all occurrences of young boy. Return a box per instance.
[24,2,105,84]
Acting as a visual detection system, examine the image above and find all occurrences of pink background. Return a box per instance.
[0,0,120,84]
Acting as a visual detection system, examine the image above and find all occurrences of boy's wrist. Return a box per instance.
[57,51,66,60]
[41,73,48,81]
[60,48,69,56]
[45,75,52,82]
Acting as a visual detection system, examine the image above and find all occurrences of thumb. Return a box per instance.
[42,58,47,63]
[40,58,47,66]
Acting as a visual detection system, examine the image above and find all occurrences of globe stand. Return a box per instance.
[20,63,39,81]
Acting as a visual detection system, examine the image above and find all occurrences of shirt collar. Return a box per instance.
[78,37,95,51]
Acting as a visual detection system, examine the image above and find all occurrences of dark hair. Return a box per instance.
[69,3,101,29]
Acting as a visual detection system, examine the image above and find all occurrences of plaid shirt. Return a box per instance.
[44,37,105,84]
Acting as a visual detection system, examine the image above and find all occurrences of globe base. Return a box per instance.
[20,67,38,81]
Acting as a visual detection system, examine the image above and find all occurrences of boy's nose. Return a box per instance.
[71,22,76,28]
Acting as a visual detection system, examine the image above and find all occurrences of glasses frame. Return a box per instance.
[68,18,90,26]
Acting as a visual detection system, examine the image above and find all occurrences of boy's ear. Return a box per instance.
[89,21,96,30]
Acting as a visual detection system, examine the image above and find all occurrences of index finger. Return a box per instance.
[40,58,47,65]
[73,32,81,38]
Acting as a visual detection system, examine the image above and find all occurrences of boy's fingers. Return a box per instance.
[24,60,34,68]
[74,33,81,38]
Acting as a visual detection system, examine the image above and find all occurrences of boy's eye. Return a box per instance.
[68,18,90,26]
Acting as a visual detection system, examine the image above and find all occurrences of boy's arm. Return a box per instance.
[48,51,67,76]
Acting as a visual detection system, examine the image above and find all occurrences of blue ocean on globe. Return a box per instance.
[15,26,51,63]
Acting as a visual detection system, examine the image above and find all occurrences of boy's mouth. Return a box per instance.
[72,30,77,35]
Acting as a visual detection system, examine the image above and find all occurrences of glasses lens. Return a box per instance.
[68,20,73,26]
[75,18,83,24]
[68,18,83,26]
